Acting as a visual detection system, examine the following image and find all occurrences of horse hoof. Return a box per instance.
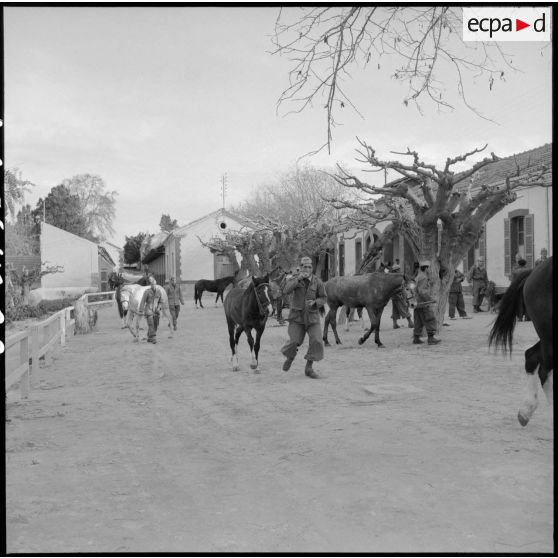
[517,411,529,427]
[324,341,330,347]
[336,340,342,345]
[253,369,261,374]
[250,363,258,370]
[377,344,385,349]
[232,366,240,372]
[358,338,364,345]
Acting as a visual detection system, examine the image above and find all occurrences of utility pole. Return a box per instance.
[221,173,228,210]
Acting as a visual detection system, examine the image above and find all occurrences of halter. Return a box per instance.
[252,282,271,316]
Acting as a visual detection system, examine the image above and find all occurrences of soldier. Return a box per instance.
[467,257,488,312]
[412,260,441,345]
[280,256,327,379]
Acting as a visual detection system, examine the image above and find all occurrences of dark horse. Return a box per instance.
[195,275,236,308]
[223,275,273,372]
[488,257,553,426]
[323,272,416,347]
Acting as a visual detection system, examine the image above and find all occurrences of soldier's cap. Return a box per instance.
[419,260,430,267]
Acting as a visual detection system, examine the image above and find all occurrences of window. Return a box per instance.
[504,211,534,275]
[339,242,345,276]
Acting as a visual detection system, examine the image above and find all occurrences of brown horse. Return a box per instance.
[488,257,553,426]
[223,275,273,372]
[323,272,416,347]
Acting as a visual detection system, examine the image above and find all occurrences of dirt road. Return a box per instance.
[5,299,553,553]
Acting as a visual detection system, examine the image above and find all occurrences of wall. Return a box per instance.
[485,185,552,287]
[168,212,248,282]
[40,222,99,289]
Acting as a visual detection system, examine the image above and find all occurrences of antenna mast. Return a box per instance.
[221,173,228,209]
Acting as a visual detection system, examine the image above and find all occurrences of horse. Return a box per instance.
[120,284,175,342]
[322,272,417,347]
[488,257,553,426]
[194,275,237,308]
[223,274,273,372]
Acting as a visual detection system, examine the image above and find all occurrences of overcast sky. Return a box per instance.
[3,6,552,247]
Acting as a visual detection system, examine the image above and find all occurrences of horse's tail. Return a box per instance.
[319,305,326,317]
[488,270,532,354]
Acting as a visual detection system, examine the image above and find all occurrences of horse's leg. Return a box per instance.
[215,291,220,306]
[163,307,174,338]
[126,312,138,340]
[344,306,351,332]
[252,327,265,373]
[227,318,240,371]
[518,342,541,426]
[541,370,553,405]
[322,311,331,346]
[232,325,244,371]
[199,290,204,309]
[244,328,258,371]
[373,307,385,348]
[358,306,384,347]
[329,305,342,345]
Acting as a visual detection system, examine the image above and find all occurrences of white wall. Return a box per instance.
[173,214,249,282]
[40,223,99,289]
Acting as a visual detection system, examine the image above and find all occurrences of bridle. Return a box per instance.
[252,282,271,316]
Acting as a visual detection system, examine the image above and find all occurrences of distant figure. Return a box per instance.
[389,263,414,329]
[535,248,548,267]
[412,260,441,345]
[448,270,471,320]
[467,257,488,312]
[165,276,184,331]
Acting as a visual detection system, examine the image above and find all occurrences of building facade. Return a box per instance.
[334,144,552,289]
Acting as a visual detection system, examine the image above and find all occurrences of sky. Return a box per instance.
[3,6,553,248]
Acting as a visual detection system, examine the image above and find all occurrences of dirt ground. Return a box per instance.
[5,292,553,554]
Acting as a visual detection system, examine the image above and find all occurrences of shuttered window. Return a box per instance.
[339,242,345,276]
[525,214,534,268]
[504,218,511,276]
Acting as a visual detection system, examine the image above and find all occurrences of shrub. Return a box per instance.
[5,298,78,324]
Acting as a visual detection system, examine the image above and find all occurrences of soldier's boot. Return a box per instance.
[392,319,400,329]
[412,336,424,344]
[427,334,441,345]
[305,360,320,379]
[407,316,414,328]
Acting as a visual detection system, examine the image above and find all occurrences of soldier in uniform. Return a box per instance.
[412,260,441,345]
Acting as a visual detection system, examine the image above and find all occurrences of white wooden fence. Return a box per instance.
[5,291,115,399]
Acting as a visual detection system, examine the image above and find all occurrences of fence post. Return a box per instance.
[19,335,30,399]
[30,325,40,375]
[60,310,66,347]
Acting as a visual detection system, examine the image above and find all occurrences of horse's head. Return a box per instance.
[252,275,274,317]
[402,277,417,309]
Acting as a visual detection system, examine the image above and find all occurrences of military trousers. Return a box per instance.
[281,322,324,362]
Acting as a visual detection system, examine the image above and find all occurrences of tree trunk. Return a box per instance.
[74,297,95,334]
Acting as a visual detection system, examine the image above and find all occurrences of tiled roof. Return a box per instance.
[453,143,552,191]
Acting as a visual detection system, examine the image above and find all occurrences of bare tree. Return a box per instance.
[271,7,515,153]
[233,165,353,275]
[331,140,550,329]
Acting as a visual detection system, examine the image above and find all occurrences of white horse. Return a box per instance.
[119,284,174,341]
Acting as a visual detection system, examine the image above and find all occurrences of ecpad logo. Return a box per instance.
[463,7,551,42]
